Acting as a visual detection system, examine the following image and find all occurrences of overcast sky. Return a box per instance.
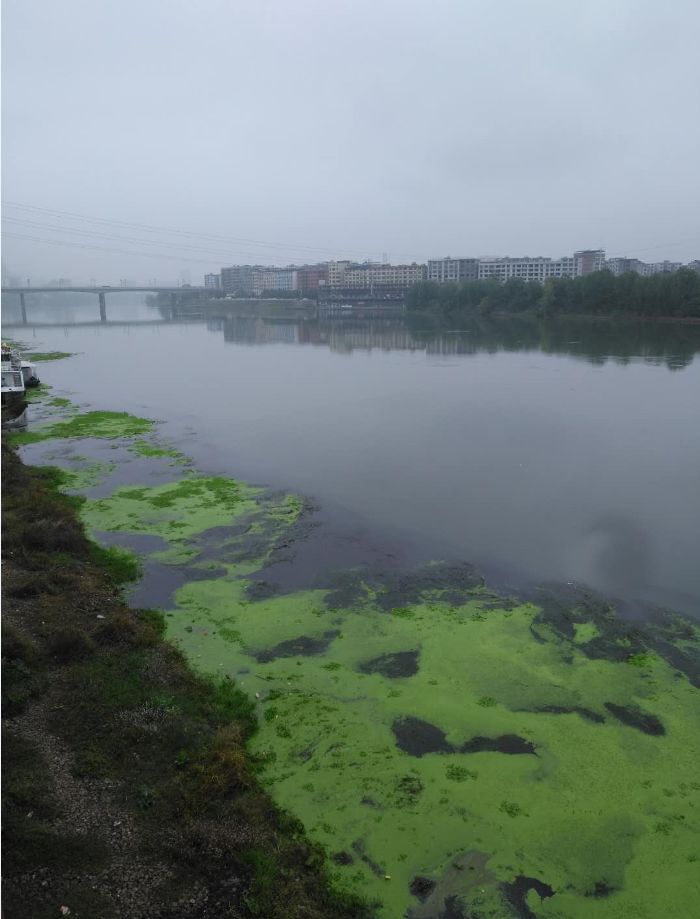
[2,0,699,284]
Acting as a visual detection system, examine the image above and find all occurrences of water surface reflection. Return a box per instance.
[5,307,700,615]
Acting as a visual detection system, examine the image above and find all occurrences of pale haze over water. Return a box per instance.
[2,0,700,282]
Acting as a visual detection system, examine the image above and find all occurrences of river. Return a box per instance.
[8,303,700,615]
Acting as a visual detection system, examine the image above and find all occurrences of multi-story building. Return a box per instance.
[427,258,479,283]
[477,256,576,283]
[686,260,700,274]
[646,261,683,275]
[204,273,221,289]
[573,250,606,276]
[221,265,257,295]
[327,261,353,287]
[296,264,328,291]
[253,267,298,294]
[605,258,647,276]
[327,261,426,289]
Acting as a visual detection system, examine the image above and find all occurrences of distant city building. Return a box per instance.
[687,260,700,273]
[327,261,353,287]
[204,273,221,289]
[296,264,328,291]
[605,257,689,277]
[477,256,576,283]
[221,264,302,296]
[605,258,647,276]
[573,249,606,276]
[646,260,683,275]
[427,258,479,283]
[327,261,426,289]
[221,265,256,295]
[253,267,298,294]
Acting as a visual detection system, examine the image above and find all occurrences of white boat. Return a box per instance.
[2,343,34,423]
[1,344,26,400]
[20,359,40,388]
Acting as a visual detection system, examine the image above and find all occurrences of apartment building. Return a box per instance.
[327,261,426,288]
[427,258,479,283]
[253,267,298,294]
[296,265,328,291]
[646,261,683,275]
[477,256,576,283]
[221,265,257,295]
[605,258,647,276]
[573,250,606,276]
[204,273,221,288]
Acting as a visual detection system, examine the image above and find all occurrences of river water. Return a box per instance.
[8,303,700,616]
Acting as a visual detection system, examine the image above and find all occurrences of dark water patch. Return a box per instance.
[254,630,340,663]
[325,561,483,612]
[500,875,555,919]
[358,650,420,678]
[529,582,700,688]
[461,735,536,755]
[393,719,536,757]
[530,705,605,724]
[437,896,466,919]
[331,850,354,865]
[585,880,616,898]
[377,563,484,612]
[410,876,437,903]
[122,557,227,610]
[94,530,169,554]
[350,839,384,877]
[246,580,282,601]
[604,702,665,736]
[88,453,185,497]
[392,717,453,756]
[407,850,494,919]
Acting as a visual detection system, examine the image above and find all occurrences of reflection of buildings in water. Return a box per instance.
[215,315,700,367]
[223,316,299,345]
[220,315,481,355]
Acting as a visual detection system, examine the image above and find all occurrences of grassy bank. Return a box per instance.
[1,438,372,919]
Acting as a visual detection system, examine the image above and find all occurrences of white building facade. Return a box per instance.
[477,256,576,283]
[327,261,426,288]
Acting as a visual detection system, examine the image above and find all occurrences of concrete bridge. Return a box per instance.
[1,286,218,323]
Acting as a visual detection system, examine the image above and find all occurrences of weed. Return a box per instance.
[499,800,524,818]
[446,765,478,782]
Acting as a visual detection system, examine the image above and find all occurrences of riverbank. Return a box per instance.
[1,438,372,919]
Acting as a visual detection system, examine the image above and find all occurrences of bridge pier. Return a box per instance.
[19,291,27,325]
[99,291,107,322]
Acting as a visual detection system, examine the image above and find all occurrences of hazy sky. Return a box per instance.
[2,0,699,284]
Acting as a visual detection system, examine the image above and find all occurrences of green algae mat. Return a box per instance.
[14,395,700,919]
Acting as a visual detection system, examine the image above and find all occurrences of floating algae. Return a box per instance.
[9,410,153,445]
[13,399,700,919]
[24,350,74,361]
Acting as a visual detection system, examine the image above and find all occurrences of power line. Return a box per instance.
[1,215,345,264]
[1,231,224,264]
[1,200,393,260]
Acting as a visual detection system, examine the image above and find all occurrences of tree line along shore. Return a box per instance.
[405,268,700,321]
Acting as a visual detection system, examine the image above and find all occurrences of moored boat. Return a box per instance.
[2,342,29,422]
